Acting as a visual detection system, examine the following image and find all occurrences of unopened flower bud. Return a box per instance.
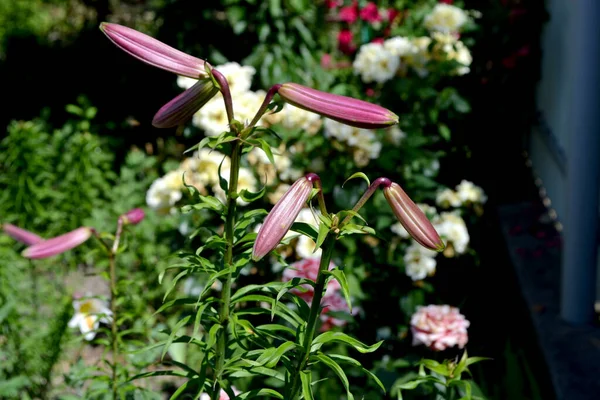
[100,23,207,79]
[22,227,94,259]
[277,83,399,129]
[383,181,445,251]
[120,208,145,225]
[2,223,44,246]
[252,174,319,261]
[152,78,219,128]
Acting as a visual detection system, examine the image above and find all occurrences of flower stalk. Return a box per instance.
[214,139,242,399]
[288,234,336,400]
[108,216,124,399]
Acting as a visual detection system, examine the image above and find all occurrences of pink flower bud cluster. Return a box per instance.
[410,304,470,351]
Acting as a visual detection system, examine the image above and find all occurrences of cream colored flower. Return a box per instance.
[212,167,258,205]
[455,180,487,205]
[430,32,472,75]
[192,95,229,136]
[405,37,432,77]
[296,234,321,259]
[433,211,470,256]
[404,241,438,281]
[279,103,323,134]
[424,4,469,34]
[353,42,400,83]
[68,296,112,341]
[146,170,184,213]
[436,188,462,208]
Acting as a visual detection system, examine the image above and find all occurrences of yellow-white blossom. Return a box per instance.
[455,180,487,204]
[433,211,470,256]
[212,166,258,205]
[404,241,438,281]
[278,103,323,135]
[436,188,462,208]
[405,37,432,77]
[353,42,400,83]
[146,170,184,213]
[424,3,469,34]
[68,296,112,341]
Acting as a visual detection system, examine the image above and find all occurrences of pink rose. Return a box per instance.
[411,305,470,351]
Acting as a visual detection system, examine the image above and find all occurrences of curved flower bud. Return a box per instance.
[277,83,399,129]
[383,182,445,251]
[22,227,94,259]
[120,208,146,225]
[252,174,319,261]
[100,23,207,79]
[2,223,44,246]
[152,78,219,128]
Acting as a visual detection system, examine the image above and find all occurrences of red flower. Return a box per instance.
[359,2,381,23]
[386,8,400,24]
[338,2,358,23]
[337,29,356,54]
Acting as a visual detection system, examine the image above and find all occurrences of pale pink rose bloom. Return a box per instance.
[320,290,358,331]
[283,257,358,331]
[410,304,470,351]
[282,256,340,303]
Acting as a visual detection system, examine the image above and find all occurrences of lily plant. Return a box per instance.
[100,22,443,400]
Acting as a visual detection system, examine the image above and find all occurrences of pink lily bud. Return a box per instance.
[382,181,445,252]
[120,208,145,225]
[22,227,94,259]
[252,174,320,261]
[100,23,207,79]
[277,83,399,129]
[152,78,219,128]
[2,223,44,246]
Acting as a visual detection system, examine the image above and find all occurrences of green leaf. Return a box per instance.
[311,332,382,354]
[290,222,318,241]
[314,222,329,251]
[301,370,315,400]
[328,354,386,393]
[292,18,315,47]
[314,353,354,400]
[438,123,451,141]
[239,185,266,203]
[238,388,284,399]
[343,172,370,187]
[161,316,191,361]
[269,0,282,17]
[323,269,352,312]
[230,366,285,381]
[420,359,449,376]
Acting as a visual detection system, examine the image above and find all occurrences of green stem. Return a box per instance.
[288,234,336,400]
[213,140,242,399]
[109,218,123,400]
[29,260,38,317]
